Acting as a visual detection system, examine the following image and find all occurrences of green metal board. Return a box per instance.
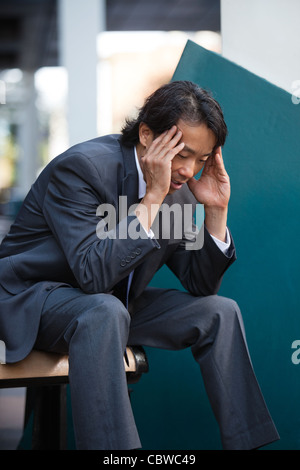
[131,40,300,450]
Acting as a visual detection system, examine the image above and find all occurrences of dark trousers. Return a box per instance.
[35,286,279,450]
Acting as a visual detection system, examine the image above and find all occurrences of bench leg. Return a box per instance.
[27,385,67,450]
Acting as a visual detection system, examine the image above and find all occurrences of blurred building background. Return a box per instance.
[0,0,299,450]
[1,0,299,218]
[0,0,221,217]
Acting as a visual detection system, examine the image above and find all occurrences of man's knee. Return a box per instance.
[193,294,243,331]
[193,294,238,312]
[210,295,240,315]
[205,295,245,338]
[71,293,130,338]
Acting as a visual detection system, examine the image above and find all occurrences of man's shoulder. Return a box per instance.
[47,134,131,174]
[33,134,132,191]
[66,134,124,161]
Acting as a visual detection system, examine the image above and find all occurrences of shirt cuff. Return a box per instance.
[138,218,155,239]
[210,227,231,254]
[146,228,155,239]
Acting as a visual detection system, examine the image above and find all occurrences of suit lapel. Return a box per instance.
[120,144,139,210]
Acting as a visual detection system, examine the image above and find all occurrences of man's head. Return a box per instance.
[121,80,228,150]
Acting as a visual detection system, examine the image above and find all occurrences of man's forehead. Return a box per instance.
[176,119,216,156]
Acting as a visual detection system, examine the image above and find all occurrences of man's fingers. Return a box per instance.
[215,149,228,175]
[154,126,181,146]
[148,126,183,161]
[160,125,178,143]
[214,147,225,165]
[205,147,225,169]
[214,145,222,156]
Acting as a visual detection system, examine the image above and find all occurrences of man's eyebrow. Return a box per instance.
[182,144,196,154]
[182,144,213,158]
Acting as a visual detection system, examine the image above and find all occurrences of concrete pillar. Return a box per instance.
[221,0,300,93]
[17,72,39,197]
[58,0,104,146]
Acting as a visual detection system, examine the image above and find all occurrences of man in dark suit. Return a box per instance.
[0,81,279,449]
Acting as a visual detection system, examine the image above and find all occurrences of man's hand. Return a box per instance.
[136,126,184,232]
[187,147,230,242]
[140,126,184,202]
[187,146,230,208]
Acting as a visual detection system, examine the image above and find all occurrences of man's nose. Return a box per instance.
[178,161,195,179]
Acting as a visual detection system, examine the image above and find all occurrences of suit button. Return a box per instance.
[125,256,131,263]
[120,259,126,267]
[135,248,141,255]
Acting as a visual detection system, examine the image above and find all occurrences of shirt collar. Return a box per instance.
[134,146,146,199]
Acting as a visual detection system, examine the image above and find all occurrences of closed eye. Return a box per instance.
[178,154,208,164]
[177,153,211,164]
[200,153,213,163]
[198,157,210,164]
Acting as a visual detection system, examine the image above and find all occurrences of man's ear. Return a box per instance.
[139,122,154,148]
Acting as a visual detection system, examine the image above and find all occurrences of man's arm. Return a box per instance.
[173,147,234,295]
[134,126,184,232]
[133,129,235,296]
[187,147,231,242]
[135,127,231,246]
[43,153,160,295]
[166,225,236,296]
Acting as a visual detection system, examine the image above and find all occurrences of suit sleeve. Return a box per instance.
[43,153,159,294]
[166,225,236,296]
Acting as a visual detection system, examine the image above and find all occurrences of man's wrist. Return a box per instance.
[135,192,164,233]
[204,206,228,242]
[210,227,231,254]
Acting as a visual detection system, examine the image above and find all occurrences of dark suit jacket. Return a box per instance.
[0,134,236,362]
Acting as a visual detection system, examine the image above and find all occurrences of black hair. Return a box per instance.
[121,80,228,149]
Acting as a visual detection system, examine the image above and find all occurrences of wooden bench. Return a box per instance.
[0,346,148,449]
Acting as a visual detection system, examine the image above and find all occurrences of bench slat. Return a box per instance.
[0,346,137,388]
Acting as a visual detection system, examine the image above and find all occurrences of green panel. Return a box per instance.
[131,40,300,450]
